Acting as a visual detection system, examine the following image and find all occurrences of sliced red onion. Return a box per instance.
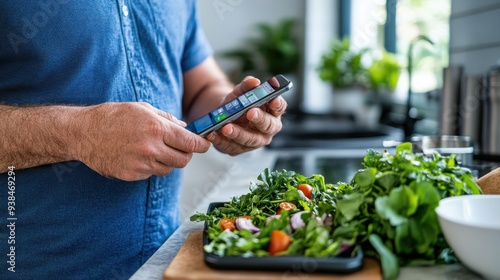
[339,242,353,254]
[290,211,307,230]
[235,217,260,233]
[266,215,281,224]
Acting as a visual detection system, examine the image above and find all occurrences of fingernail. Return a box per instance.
[273,98,282,109]
[179,121,187,127]
[207,133,214,140]
[252,110,259,121]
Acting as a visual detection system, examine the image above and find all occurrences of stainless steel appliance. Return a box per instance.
[439,66,463,136]
[482,67,500,156]
[443,65,500,158]
[460,75,484,152]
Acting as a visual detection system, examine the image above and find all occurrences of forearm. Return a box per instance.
[182,57,235,122]
[0,105,83,172]
[184,79,234,122]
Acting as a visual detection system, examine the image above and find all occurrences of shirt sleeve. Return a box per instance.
[181,1,213,72]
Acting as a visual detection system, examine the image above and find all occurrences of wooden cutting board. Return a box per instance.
[477,167,500,194]
[164,231,381,280]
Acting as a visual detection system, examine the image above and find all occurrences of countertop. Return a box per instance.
[130,148,483,280]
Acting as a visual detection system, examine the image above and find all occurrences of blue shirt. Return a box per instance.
[0,0,211,279]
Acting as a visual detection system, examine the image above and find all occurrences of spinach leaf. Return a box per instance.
[369,234,399,280]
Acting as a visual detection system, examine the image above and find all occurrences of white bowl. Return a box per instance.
[436,195,500,280]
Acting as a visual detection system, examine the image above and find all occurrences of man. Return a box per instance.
[0,1,286,279]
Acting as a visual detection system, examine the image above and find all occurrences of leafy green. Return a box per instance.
[190,144,482,280]
[333,145,481,279]
[369,234,399,280]
[336,192,364,221]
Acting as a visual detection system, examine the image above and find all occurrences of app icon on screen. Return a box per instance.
[246,92,258,103]
[238,95,250,107]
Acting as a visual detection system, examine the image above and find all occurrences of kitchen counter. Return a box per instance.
[130,148,483,280]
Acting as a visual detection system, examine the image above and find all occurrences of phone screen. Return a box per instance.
[186,75,291,136]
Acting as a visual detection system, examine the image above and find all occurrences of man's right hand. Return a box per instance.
[75,102,210,181]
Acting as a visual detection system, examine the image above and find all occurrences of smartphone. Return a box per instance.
[186,74,293,137]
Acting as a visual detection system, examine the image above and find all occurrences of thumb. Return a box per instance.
[230,76,261,98]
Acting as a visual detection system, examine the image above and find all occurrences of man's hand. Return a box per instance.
[182,58,287,156]
[205,77,287,156]
[77,102,211,181]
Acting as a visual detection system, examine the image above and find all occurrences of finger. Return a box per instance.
[163,125,211,153]
[220,123,271,148]
[207,131,254,156]
[118,172,152,182]
[155,110,186,127]
[246,108,282,135]
[138,102,187,127]
[128,160,173,179]
[150,161,174,176]
[207,132,235,154]
[116,162,155,182]
[155,147,193,169]
[266,96,287,117]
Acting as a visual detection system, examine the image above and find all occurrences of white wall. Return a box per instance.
[302,0,338,113]
[196,0,305,73]
[450,0,500,74]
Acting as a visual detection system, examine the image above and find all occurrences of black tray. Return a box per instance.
[203,202,364,273]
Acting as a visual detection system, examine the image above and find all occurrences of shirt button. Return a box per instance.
[122,5,129,17]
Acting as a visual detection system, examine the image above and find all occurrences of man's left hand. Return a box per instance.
[206,76,287,156]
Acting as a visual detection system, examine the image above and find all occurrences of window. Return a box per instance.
[349,0,451,100]
[350,0,387,51]
[395,0,451,95]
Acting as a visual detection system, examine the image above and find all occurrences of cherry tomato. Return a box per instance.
[276,202,296,214]
[268,230,291,255]
[220,218,235,231]
[297,183,313,199]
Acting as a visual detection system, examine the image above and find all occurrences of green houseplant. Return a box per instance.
[221,19,300,81]
[318,37,368,89]
[317,37,401,126]
[367,51,401,93]
[318,37,401,93]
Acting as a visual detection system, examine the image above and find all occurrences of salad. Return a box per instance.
[190,143,482,279]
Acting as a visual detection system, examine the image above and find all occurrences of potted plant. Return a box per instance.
[221,19,301,107]
[318,37,401,126]
[318,37,368,90]
[367,50,401,94]
[220,19,300,78]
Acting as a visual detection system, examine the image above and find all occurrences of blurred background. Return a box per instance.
[197,0,454,132]
[181,0,500,218]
